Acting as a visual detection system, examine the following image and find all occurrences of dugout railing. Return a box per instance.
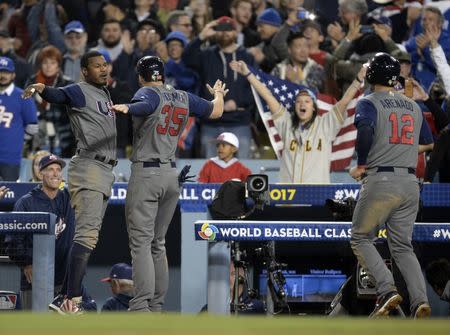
[0,212,55,312]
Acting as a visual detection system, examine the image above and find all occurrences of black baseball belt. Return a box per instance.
[76,149,118,167]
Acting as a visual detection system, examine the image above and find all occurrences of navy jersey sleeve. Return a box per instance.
[354,99,377,166]
[128,88,160,116]
[187,92,213,118]
[59,84,86,108]
[419,113,433,145]
[41,84,85,108]
[354,99,377,128]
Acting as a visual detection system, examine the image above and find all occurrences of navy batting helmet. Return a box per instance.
[136,56,164,82]
[365,52,400,87]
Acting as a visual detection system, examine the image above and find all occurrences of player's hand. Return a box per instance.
[349,166,366,181]
[111,104,129,114]
[22,83,45,99]
[23,264,32,284]
[229,60,250,76]
[206,79,229,97]
[0,186,9,200]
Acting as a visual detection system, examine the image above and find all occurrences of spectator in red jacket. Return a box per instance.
[198,132,252,183]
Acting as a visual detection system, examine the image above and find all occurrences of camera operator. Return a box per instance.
[229,262,265,314]
[200,261,264,315]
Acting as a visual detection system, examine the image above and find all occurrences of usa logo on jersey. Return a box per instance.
[96,101,115,118]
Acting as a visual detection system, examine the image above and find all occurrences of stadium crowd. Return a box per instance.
[0,0,449,183]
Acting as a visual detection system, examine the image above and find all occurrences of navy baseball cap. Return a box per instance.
[0,57,14,72]
[64,20,85,34]
[165,31,188,47]
[256,8,282,28]
[39,154,66,171]
[97,49,112,64]
[101,263,132,282]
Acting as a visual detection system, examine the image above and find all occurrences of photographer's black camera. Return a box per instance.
[247,174,268,193]
[246,174,270,211]
[325,197,357,221]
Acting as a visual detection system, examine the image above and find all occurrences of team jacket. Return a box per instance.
[5,185,75,290]
[101,294,132,311]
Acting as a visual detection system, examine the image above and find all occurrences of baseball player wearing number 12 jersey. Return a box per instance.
[349,53,433,319]
[112,56,227,312]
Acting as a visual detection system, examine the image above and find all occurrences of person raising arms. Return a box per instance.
[229,60,365,183]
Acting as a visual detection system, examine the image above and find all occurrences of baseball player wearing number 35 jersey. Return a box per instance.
[112,56,227,312]
[349,53,433,319]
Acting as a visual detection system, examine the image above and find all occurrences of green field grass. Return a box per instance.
[0,313,449,335]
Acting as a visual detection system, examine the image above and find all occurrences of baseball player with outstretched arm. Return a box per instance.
[349,53,433,318]
[22,50,117,314]
[112,56,227,312]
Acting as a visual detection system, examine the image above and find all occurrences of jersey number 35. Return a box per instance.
[157,105,188,136]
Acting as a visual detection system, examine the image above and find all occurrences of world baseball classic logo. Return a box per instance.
[198,222,219,241]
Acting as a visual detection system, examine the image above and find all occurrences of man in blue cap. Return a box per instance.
[63,21,88,82]
[101,263,134,311]
[5,154,74,310]
[250,8,283,73]
[0,56,38,181]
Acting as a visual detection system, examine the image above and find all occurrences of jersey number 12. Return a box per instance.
[389,112,414,145]
[157,105,188,136]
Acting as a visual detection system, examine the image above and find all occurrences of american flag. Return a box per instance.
[250,68,359,171]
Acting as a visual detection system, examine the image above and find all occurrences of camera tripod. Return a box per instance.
[255,241,289,315]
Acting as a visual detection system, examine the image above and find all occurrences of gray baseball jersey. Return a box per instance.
[61,81,117,160]
[363,91,422,169]
[130,85,190,163]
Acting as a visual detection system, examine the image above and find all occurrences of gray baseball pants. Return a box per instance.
[126,162,179,312]
[350,170,429,312]
[68,156,114,250]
